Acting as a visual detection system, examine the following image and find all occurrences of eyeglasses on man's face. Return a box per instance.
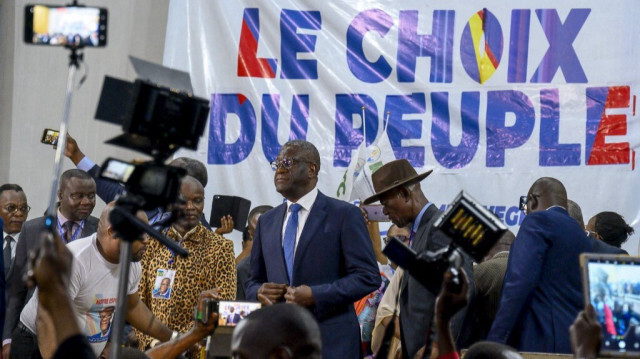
[270,157,308,171]
[2,204,31,215]
[383,235,409,246]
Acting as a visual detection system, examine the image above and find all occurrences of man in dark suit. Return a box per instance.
[0,184,30,284]
[362,159,475,358]
[225,306,241,326]
[487,177,593,353]
[245,140,380,359]
[2,169,99,358]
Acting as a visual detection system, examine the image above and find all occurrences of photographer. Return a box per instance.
[363,159,475,358]
[434,268,522,359]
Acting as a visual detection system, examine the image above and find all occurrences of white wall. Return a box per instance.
[0,0,170,217]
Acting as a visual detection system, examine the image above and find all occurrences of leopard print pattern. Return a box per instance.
[135,223,236,354]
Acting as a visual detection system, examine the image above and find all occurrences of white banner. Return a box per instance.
[165,0,640,253]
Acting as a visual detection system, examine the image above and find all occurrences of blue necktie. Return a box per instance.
[283,203,302,284]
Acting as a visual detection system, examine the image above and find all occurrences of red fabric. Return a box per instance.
[437,351,460,359]
[354,293,373,315]
[604,304,616,335]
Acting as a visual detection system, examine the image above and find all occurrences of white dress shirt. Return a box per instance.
[281,187,318,255]
[2,231,20,261]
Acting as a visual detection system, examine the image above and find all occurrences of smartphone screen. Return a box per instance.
[217,301,261,327]
[582,254,640,356]
[362,204,389,222]
[100,158,135,183]
[24,5,108,47]
[40,128,59,145]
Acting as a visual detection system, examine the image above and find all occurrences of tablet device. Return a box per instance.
[581,253,640,356]
[209,195,251,232]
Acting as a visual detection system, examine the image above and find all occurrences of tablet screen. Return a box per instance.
[585,255,640,355]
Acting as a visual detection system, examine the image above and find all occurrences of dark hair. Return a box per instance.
[249,205,273,222]
[242,225,251,242]
[594,211,634,248]
[243,205,274,243]
[464,341,522,359]
[172,157,208,187]
[0,184,24,196]
[183,158,208,188]
[59,169,93,191]
[566,199,585,228]
[284,140,321,173]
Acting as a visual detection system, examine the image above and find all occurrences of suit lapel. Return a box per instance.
[80,217,96,237]
[412,205,440,253]
[265,203,288,280]
[402,204,440,291]
[292,192,327,280]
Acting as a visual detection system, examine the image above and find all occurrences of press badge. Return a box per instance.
[152,269,175,300]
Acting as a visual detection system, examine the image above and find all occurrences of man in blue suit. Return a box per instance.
[488,177,593,353]
[245,140,380,359]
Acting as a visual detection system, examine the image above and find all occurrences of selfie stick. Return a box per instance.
[44,46,84,229]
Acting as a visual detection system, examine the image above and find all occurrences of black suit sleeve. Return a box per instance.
[0,220,5,341]
[87,164,126,204]
[3,225,30,341]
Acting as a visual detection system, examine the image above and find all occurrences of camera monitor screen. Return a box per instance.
[581,254,640,356]
[218,301,261,327]
[101,159,135,184]
[24,5,107,47]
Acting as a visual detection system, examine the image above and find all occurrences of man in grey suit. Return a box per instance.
[2,169,99,358]
[363,159,475,358]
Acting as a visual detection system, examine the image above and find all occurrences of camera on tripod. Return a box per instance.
[95,56,209,211]
[383,191,508,295]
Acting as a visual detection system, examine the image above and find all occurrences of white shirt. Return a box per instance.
[19,233,141,356]
[281,187,318,255]
[2,231,19,261]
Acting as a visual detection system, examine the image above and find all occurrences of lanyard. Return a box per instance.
[57,218,86,243]
[166,229,184,267]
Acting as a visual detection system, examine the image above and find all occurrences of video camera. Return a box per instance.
[95,56,208,211]
[383,191,508,295]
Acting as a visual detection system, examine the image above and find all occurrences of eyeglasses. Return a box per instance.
[519,194,539,213]
[519,196,527,211]
[2,204,31,214]
[383,235,409,246]
[270,157,307,171]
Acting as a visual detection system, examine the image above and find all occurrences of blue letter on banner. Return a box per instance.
[486,90,535,167]
[334,94,379,167]
[384,93,426,167]
[280,10,322,79]
[208,94,256,164]
[261,94,310,163]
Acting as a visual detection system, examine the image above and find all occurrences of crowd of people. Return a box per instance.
[0,135,636,359]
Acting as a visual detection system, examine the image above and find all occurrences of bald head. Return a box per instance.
[527,177,567,213]
[98,202,116,237]
[231,303,321,359]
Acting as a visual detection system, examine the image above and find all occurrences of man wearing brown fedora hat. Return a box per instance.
[245,140,380,359]
[363,159,474,358]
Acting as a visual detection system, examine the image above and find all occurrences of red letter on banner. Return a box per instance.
[237,8,277,78]
[586,86,630,165]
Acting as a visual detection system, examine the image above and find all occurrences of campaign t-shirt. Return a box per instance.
[20,234,141,356]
